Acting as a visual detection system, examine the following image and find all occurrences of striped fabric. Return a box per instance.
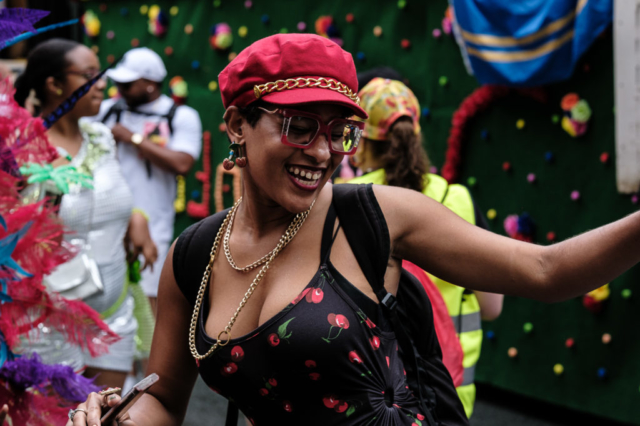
[451,0,612,86]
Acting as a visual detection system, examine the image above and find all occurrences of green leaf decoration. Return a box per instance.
[20,162,94,194]
[277,317,295,339]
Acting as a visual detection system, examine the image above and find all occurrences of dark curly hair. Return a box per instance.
[14,38,80,114]
[368,118,429,193]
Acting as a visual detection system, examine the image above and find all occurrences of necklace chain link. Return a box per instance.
[189,197,315,361]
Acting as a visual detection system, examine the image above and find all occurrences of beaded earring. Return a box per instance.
[222,142,247,170]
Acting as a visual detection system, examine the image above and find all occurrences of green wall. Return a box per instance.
[85,1,638,423]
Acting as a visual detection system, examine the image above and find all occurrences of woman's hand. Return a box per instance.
[126,211,158,271]
[66,392,136,426]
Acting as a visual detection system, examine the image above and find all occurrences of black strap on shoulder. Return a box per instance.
[101,98,127,125]
[225,401,238,426]
[332,184,437,426]
[165,102,179,135]
[101,99,179,135]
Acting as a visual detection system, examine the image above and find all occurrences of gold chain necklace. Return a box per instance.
[189,198,316,361]
[224,198,277,272]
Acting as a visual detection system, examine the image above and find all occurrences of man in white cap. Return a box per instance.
[95,47,202,313]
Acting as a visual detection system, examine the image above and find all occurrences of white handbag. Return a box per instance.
[44,239,104,300]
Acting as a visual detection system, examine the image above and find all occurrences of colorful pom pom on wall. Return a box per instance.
[508,347,518,358]
[561,93,591,137]
[373,25,383,37]
[210,23,233,50]
[487,209,497,220]
[238,26,248,38]
[82,10,101,38]
[553,364,564,375]
[148,5,169,37]
[169,76,188,105]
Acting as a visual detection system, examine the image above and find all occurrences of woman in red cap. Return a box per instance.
[71,34,640,426]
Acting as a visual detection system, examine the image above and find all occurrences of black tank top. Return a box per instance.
[175,206,426,425]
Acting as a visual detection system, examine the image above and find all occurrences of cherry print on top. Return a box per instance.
[185,205,427,425]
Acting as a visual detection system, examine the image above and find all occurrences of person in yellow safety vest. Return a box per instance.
[343,76,504,418]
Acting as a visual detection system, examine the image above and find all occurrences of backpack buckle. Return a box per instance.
[381,293,398,311]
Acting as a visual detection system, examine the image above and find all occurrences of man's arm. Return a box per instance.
[111,123,195,175]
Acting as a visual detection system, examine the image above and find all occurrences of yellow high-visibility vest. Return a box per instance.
[348,170,481,418]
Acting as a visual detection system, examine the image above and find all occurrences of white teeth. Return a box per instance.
[294,168,299,175]
[313,173,320,180]
[305,172,311,179]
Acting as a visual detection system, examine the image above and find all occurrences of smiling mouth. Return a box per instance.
[287,166,324,187]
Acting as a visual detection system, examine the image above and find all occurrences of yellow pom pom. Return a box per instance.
[487,209,497,220]
[553,364,564,375]
[561,116,578,137]
[148,5,160,19]
[238,26,248,38]
[140,5,149,15]
[588,283,610,302]
[107,86,119,98]
[516,119,525,129]
[208,81,219,91]
[170,6,179,16]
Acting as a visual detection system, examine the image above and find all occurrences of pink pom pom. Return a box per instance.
[504,215,519,237]
[570,190,580,201]
[432,28,442,38]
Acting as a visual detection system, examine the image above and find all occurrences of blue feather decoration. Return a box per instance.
[1,18,79,50]
[43,60,118,129]
[0,8,49,44]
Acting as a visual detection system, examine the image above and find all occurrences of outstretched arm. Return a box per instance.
[125,241,199,425]
[375,185,640,303]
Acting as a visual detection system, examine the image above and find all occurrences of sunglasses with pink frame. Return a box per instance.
[258,107,364,155]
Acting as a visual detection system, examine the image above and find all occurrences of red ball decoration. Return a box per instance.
[164,46,174,56]
[582,294,602,314]
[222,184,231,193]
[99,3,107,12]
[235,157,247,168]
[600,152,609,164]
[131,38,140,47]
[345,13,354,23]
[401,39,411,49]
[502,162,511,171]
[565,338,575,349]
[218,122,227,133]
[546,231,556,242]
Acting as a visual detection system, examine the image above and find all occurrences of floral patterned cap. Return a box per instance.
[357,77,421,141]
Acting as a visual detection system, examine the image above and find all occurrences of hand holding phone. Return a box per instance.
[101,373,159,424]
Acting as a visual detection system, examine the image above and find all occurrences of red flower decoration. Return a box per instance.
[268,378,278,387]
[259,388,269,396]
[283,401,293,412]
[364,317,376,329]
[309,372,321,380]
[305,360,317,368]
[230,346,244,362]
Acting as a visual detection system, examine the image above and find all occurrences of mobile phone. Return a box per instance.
[100,373,159,424]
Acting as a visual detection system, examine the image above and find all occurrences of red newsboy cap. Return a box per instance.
[219,34,367,118]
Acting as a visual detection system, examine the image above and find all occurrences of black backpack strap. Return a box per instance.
[332,184,438,426]
[163,101,179,135]
[225,401,238,426]
[101,98,126,125]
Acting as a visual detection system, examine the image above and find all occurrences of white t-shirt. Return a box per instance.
[93,95,202,246]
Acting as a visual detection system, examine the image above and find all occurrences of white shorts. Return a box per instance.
[140,241,170,298]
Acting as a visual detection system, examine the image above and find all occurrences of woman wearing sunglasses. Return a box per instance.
[14,39,157,390]
[71,34,640,426]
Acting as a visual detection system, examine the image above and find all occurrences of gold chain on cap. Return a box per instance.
[253,77,360,105]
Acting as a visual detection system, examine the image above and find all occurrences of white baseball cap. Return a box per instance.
[106,47,167,83]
